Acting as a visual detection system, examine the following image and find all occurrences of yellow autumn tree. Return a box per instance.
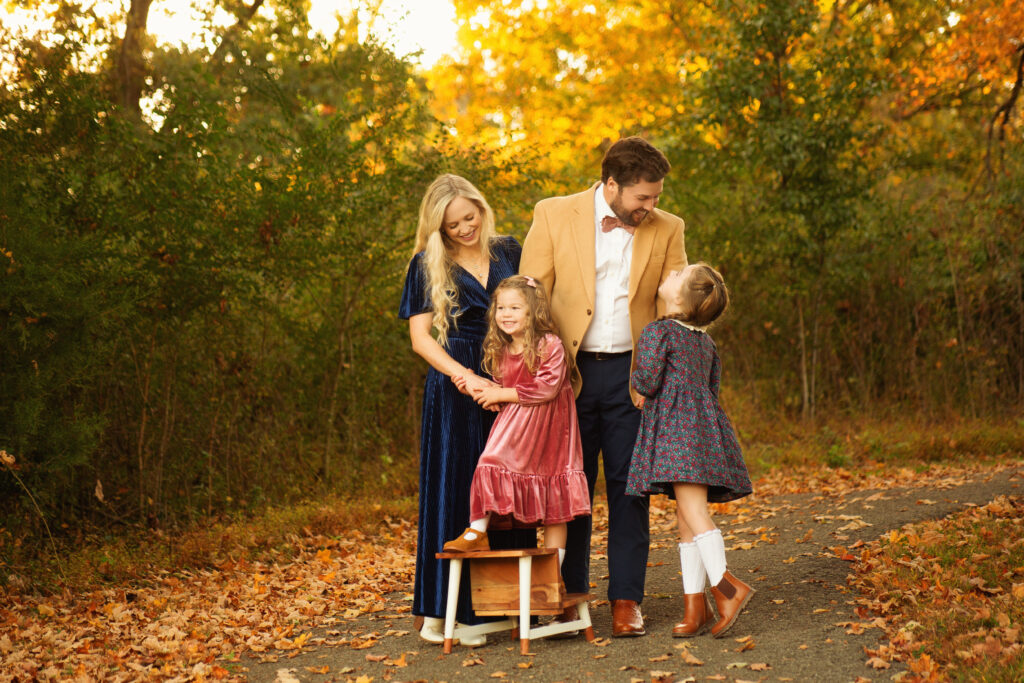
[428,0,720,177]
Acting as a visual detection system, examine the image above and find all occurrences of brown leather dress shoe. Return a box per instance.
[610,599,645,637]
[672,592,715,637]
[709,571,755,638]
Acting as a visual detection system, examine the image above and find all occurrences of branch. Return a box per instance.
[210,0,267,69]
[985,45,1024,179]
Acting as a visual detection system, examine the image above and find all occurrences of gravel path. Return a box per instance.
[246,464,1023,683]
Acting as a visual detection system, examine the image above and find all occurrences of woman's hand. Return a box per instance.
[456,373,498,397]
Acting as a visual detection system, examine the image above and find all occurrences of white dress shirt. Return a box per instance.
[580,184,633,353]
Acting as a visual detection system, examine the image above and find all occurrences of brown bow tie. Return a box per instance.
[601,215,635,236]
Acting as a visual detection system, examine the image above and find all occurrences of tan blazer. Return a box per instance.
[520,182,687,403]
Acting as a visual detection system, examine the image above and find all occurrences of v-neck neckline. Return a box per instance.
[455,260,490,290]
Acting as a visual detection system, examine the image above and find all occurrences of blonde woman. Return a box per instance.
[399,174,531,645]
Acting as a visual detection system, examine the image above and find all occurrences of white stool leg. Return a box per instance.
[443,558,462,654]
[518,555,532,655]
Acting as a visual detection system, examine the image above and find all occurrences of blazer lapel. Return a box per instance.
[629,212,657,302]
[571,183,599,305]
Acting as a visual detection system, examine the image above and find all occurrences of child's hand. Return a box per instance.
[633,395,646,410]
[476,386,507,410]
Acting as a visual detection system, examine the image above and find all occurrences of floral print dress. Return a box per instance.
[625,319,752,503]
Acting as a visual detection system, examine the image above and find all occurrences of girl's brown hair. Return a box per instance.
[481,276,571,378]
[674,262,730,327]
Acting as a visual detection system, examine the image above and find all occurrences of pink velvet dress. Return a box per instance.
[470,334,591,528]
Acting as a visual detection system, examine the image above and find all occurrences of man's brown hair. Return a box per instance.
[601,136,671,187]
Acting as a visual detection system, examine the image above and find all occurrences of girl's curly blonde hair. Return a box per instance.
[481,276,571,378]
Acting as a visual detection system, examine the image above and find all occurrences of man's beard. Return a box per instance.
[610,191,649,227]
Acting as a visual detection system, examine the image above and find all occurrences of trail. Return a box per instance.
[245,463,1022,683]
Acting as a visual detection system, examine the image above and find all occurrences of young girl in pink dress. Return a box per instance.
[444,276,591,564]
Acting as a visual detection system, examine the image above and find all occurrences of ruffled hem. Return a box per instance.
[470,466,591,528]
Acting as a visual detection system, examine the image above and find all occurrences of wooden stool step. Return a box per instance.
[435,548,594,654]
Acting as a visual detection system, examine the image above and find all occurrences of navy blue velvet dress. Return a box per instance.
[399,236,533,623]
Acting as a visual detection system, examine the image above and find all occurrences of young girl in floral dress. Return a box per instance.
[626,263,754,638]
[444,276,591,565]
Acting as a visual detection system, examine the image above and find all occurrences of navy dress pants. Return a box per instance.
[561,352,649,603]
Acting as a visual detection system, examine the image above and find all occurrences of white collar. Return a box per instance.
[594,183,616,220]
[672,319,707,333]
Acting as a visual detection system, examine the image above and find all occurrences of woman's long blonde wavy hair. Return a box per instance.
[481,276,572,379]
[411,174,497,346]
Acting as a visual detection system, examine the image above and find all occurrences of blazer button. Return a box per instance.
[572,340,578,346]
[586,309,592,315]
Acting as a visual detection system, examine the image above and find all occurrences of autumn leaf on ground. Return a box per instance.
[680,649,703,666]
[462,657,483,667]
[649,653,671,662]
[749,662,771,671]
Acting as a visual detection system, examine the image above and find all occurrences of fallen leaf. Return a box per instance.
[304,665,329,674]
[736,640,755,652]
[365,654,387,662]
[462,657,484,667]
[726,661,748,669]
[866,656,890,669]
[680,649,703,666]
[749,662,770,671]
[649,653,671,662]
[489,671,506,678]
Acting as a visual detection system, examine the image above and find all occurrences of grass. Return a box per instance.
[3,409,1022,597]
[1,493,417,596]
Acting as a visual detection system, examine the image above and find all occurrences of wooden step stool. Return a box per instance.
[435,548,595,654]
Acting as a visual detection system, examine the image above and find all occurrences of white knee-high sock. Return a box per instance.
[678,541,706,594]
[558,548,565,567]
[694,528,727,586]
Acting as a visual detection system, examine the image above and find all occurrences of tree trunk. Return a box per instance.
[116,0,154,116]
[797,297,810,419]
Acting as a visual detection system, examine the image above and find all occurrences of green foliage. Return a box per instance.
[0,8,540,539]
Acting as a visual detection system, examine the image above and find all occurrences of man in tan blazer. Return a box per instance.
[520,137,686,637]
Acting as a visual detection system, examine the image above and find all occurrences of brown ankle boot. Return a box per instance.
[672,592,715,637]
[709,571,755,638]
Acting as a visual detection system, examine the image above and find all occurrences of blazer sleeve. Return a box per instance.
[514,335,567,405]
[631,323,670,398]
[520,200,556,296]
